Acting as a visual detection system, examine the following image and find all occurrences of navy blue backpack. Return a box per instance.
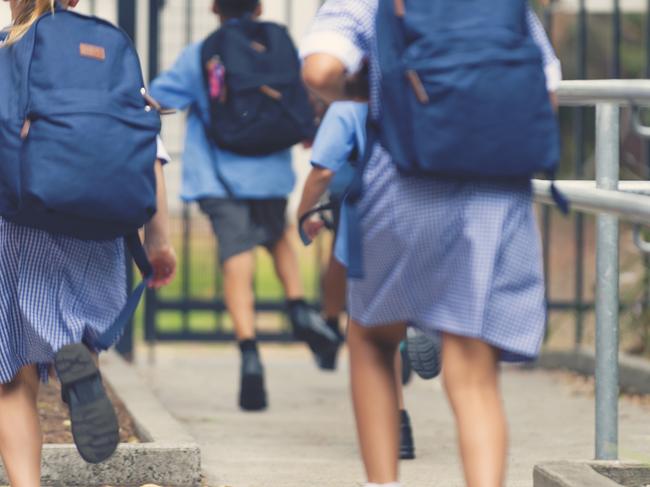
[344,0,563,278]
[375,0,560,180]
[0,6,162,348]
[201,19,316,156]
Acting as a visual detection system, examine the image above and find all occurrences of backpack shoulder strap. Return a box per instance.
[94,233,153,350]
[343,118,379,279]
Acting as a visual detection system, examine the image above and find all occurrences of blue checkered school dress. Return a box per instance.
[303,0,561,362]
[0,221,127,383]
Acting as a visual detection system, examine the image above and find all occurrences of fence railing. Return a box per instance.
[535,79,650,461]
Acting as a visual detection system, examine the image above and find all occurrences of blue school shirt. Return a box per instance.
[150,42,295,201]
[310,102,368,266]
[311,101,368,198]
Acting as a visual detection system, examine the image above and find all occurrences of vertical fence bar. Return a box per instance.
[574,0,588,347]
[594,103,620,461]
[644,0,650,322]
[542,2,553,339]
[116,0,138,360]
[144,0,162,347]
[148,0,161,84]
[182,203,191,333]
[612,0,621,79]
[285,0,293,31]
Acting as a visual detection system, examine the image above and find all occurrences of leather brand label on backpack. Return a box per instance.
[79,43,106,61]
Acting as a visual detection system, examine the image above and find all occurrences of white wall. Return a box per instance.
[0,5,11,27]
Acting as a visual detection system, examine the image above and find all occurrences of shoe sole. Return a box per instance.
[406,329,442,380]
[400,449,416,460]
[54,344,119,464]
[239,373,267,411]
[316,350,338,371]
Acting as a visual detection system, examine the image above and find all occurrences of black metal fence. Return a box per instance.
[116,0,650,356]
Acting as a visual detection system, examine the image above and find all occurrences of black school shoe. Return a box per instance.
[400,340,412,385]
[406,328,442,380]
[54,344,119,464]
[287,300,341,365]
[310,318,345,371]
[400,409,416,460]
[239,350,268,411]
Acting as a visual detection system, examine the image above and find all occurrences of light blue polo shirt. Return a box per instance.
[310,101,368,198]
[150,42,295,201]
[310,101,368,266]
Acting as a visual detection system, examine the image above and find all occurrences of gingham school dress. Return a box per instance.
[0,137,170,384]
[302,1,562,362]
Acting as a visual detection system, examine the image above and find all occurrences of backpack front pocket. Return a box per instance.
[21,99,160,230]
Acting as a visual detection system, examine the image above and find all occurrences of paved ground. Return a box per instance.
[134,343,650,487]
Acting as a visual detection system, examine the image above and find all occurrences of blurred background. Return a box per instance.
[4,0,650,359]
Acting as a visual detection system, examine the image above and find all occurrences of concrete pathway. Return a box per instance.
[134,344,650,487]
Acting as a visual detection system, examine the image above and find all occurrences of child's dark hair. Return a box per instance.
[215,0,260,18]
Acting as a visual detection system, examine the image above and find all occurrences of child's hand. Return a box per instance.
[144,238,177,289]
[301,218,326,241]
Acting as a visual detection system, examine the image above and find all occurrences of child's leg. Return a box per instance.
[0,365,42,487]
[271,229,304,300]
[394,350,405,410]
[348,320,407,484]
[223,251,257,340]
[323,256,347,323]
[272,229,339,356]
[442,333,507,487]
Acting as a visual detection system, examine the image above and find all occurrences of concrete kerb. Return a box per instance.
[534,461,650,486]
[535,347,650,395]
[0,351,201,487]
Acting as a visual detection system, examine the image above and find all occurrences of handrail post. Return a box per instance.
[594,103,620,461]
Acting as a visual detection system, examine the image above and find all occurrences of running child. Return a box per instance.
[150,0,340,412]
[298,100,420,460]
[0,1,176,484]
[301,1,562,486]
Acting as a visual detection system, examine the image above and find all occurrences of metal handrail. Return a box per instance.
[533,180,650,223]
[557,79,650,106]
[534,81,650,461]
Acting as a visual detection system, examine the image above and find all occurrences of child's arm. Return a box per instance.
[303,55,368,103]
[144,159,177,289]
[297,166,335,241]
[149,44,202,111]
[300,0,373,102]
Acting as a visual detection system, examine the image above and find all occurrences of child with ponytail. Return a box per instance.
[0,1,176,484]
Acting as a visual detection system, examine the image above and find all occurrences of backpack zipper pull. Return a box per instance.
[20,119,31,139]
[260,85,283,101]
[140,88,176,115]
[394,0,406,17]
[406,70,430,104]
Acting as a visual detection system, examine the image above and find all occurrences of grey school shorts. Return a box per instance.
[198,198,288,265]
